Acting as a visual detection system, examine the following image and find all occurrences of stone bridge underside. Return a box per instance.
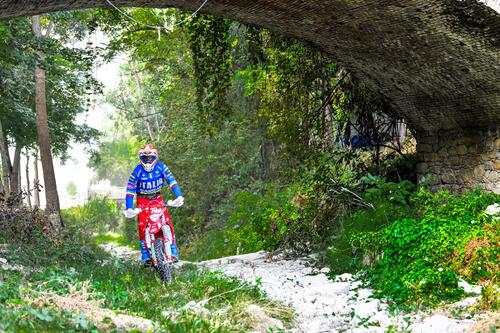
[1,0,499,192]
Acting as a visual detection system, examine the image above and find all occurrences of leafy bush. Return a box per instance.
[352,187,499,305]
[324,176,499,306]
[226,187,304,253]
[326,175,416,274]
[62,197,121,234]
[184,150,377,260]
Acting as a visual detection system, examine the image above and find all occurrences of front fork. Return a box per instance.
[144,225,174,266]
[162,225,174,263]
[144,227,157,265]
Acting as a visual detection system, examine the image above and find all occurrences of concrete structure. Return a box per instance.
[0,0,499,192]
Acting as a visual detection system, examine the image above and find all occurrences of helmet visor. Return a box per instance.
[140,155,157,165]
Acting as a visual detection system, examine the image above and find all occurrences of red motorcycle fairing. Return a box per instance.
[140,204,166,238]
[148,206,165,234]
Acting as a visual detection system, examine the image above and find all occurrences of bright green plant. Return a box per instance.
[226,186,304,254]
[358,188,499,305]
[326,175,416,274]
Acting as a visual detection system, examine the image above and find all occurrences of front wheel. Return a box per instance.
[153,238,172,283]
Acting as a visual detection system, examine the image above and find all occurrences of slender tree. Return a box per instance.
[25,149,32,208]
[33,149,40,208]
[31,15,63,230]
[0,119,11,195]
[9,145,21,196]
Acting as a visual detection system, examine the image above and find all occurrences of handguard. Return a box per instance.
[167,196,184,207]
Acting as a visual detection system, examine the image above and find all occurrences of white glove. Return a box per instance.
[123,208,139,218]
[167,196,184,207]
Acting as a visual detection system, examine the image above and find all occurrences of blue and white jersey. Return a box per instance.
[125,162,182,209]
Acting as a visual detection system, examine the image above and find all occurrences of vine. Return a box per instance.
[186,15,233,135]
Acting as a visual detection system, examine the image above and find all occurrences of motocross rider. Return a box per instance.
[123,144,184,267]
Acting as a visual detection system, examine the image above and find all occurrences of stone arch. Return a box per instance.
[1,0,499,192]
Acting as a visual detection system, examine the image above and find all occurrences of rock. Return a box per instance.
[356,288,373,301]
[411,315,472,333]
[458,279,482,295]
[312,282,350,296]
[320,267,331,274]
[353,299,381,318]
[350,280,363,289]
[301,267,312,275]
[485,203,500,218]
[182,301,211,318]
[0,257,7,264]
[335,273,353,281]
[369,311,391,326]
[449,296,480,309]
[456,145,468,155]
[245,304,284,332]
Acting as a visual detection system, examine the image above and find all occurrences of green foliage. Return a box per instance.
[0,14,100,158]
[327,180,500,306]
[186,15,233,133]
[227,187,304,253]
[65,181,78,197]
[89,138,138,186]
[0,272,97,333]
[326,175,416,274]
[62,197,121,234]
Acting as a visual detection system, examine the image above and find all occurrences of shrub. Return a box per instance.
[62,197,121,234]
[226,186,305,254]
[358,188,499,305]
[326,175,416,274]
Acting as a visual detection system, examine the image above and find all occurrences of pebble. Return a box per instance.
[458,279,482,295]
[410,315,472,333]
[320,267,330,274]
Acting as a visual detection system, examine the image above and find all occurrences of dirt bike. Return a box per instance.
[128,199,181,283]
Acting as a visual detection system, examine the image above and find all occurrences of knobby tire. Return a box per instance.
[153,238,172,283]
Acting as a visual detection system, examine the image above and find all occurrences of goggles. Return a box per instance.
[140,155,157,164]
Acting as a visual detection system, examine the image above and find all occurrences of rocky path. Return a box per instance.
[99,243,485,333]
[200,252,483,333]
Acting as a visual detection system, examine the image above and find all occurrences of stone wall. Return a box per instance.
[416,127,500,193]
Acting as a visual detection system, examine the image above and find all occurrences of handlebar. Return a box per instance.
[123,199,183,218]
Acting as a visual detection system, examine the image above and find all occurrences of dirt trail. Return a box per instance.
[200,251,479,333]
[101,244,482,333]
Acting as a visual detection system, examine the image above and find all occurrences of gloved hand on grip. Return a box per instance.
[123,208,139,218]
[167,196,184,207]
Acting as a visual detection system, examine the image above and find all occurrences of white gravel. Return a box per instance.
[199,251,480,333]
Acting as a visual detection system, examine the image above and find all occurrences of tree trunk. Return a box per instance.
[33,149,40,208]
[32,15,63,230]
[25,150,32,208]
[10,145,22,196]
[0,118,12,195]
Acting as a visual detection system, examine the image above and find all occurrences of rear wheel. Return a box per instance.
[153,238,172,283]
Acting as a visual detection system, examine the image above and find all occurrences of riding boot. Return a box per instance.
[140,240,151,265]
[170,236,179,262]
